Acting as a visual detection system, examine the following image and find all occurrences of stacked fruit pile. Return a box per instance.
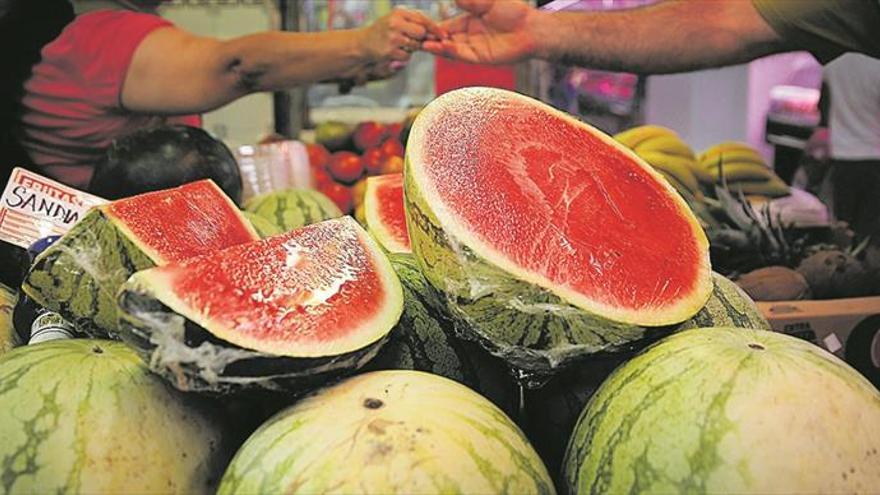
[307,119,408,215]
[614,125,791,203]
[1,89,878,494]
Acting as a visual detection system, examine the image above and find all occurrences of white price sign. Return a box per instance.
[0,167,106,249]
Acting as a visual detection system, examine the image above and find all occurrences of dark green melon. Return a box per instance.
[523,272,770,478]
[243,189,342,233]
[363,253,517,415]
[21,180,257,336]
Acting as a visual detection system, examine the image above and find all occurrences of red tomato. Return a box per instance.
[353,121,389,152]
[386,122,403,141]
[306,143,331,169]
[319,182,353,213]
[362,148,385,176]
[327,151,364,184]
[312,167,332,187]
[379,138,404,158]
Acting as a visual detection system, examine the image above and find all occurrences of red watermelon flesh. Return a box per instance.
[130,217,402,357]
[364,173,411,253]
[409,87,711,325]
[104,180,258,264]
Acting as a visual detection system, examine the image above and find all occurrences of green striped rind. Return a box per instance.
[364,254,517,415]
[675,273,770,331]
[563,328,880,494]
[116,276,389,394]
[241,211,282,238]
[524,272,769,476]
[0,340,230,494]
[405,164,646,374]
[218,370,555,495]
[0,283,18,355]
[243,189,342,233]
[21,209,156,336]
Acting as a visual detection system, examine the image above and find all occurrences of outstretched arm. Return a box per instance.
[122,8,442,114]
[422,0,789,73]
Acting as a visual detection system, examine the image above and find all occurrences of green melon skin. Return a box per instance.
[241,210,282,238]
[218,370,555,495]
[0,340,232,494]
[21,208,156,336]
[563,327,880,494]
[244,189,342,233]
[363,253,518,416]
[524,272,770,479]
[116,278,389,395]
[1,283,19,355]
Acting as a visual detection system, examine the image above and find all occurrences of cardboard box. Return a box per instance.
[757,296,880,385]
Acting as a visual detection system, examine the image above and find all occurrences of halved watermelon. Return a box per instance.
[364,173,411,253]
[117,217,403,393]
[405,87,712,374]
[23,180,257,335]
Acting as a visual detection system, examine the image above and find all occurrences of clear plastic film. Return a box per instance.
[404,168,769,388]
[21,209,156,337]
[117,280,386,395]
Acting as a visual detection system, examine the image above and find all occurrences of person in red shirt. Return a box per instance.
[1,0,441,188]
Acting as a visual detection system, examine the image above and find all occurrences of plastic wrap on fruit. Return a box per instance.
[20,180,258,338]
[115,218,402,395]
[400,87,735,386]
[116,290,387,394]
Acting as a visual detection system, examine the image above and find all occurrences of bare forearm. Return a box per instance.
[123,28,373,114]
[219,29,368,94]
[530,1,788,73]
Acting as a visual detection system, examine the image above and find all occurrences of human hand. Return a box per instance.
[421,0,538,65]
[805,127,829,161]
[360,8,444,65]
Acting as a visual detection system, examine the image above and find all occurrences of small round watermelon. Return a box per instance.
[218,370,554,494]
[564,327,880,494]
[405,87,712,374]
[243,189,342,233]
[240,210,282,238]
[0,340,231,493]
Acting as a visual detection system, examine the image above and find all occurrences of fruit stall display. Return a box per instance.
[1,88,878,494]
[612,125,880,302]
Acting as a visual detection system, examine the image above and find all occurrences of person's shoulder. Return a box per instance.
[69,10,172,33]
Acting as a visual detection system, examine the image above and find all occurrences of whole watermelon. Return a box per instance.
[363,253,517,415]
[243,189,342,233]
[0,340,231,493]
[525,272,770,476]
[564,327,880,494]
[218,370,555,494]
[89,125,244,204]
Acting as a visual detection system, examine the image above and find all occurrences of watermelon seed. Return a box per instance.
[748,343,764,350]
[364,398,384,409]
[92,345,104,354]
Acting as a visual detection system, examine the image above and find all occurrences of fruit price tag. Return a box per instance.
[0,167,106,249]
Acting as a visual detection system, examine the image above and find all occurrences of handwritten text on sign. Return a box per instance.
[0,168,106,249]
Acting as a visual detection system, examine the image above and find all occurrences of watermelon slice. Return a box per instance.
[364,173,411,253]
[118,217,403,393]
[405,87,712,374]
[23,180,257,335]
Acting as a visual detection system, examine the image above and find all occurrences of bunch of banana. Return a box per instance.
[698,141,790,198]
[614,125,710,199]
